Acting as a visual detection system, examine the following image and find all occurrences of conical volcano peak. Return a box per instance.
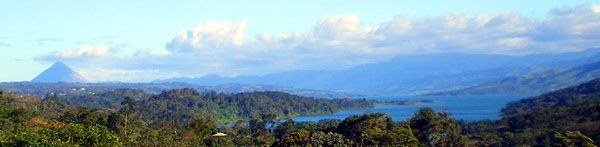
[52,61,67,67]
[48,61,70,70]
[31,62,88,83]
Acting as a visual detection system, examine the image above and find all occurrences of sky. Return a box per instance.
[1,0,600,82]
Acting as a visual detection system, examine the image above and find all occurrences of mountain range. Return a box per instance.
[429,61,600,95]
[155,48,600,96]
[30,49,600,97]
[23,62,353,98]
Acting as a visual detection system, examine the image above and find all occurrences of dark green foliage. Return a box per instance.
[137,88,373,123]
[275,119,299,138]
[307,131,353,147]
[43,93,60,103]
[336,113,419,146]
[502,78,600,115]
[273,130,311,146]
[409,108,466,146]
[2,123,122,147]
[463,100,600,146]
[67,88,151,108]
[271,113,422,147]
[463,79,600,146]
[120,97,135,114]
[500,100,600,146]
[188,118,218,146]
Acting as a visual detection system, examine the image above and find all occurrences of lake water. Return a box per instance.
[289,94,533,122]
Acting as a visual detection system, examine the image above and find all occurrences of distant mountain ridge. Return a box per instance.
[31,62,88,83]
[428,61,600,95]
[155,48,600,96]
[0,82,356,99]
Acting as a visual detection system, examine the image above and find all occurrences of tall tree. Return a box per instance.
[120,97,135,139]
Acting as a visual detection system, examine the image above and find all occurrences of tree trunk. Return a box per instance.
[124,112,128,138]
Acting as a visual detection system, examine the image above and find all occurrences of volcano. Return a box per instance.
[31,62,88,83]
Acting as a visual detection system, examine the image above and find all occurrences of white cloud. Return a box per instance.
[37,4,600,81]
[36,44,117,61]
[165,17,248,52]
[313,14,361,40]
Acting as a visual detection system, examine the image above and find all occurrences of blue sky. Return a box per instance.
[1,0,599,82]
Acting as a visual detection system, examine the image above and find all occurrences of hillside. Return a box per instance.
[0,85,373,123]
[430,61,600,95]
[461,79,600,146]
[499,78,600,115]
[136,88,374,123]
[463,98,600,146]
[155,49,600,95]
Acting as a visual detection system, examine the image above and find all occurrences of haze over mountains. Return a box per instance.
[31,62,88,83]
[28,49,600,97]
[155,48,600,96]
[23,62,352,98]
[431,61,600,95]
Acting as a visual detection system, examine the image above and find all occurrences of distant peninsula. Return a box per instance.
[376,99,440,106]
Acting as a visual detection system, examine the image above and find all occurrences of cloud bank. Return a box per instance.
[36,4,600,82]
[36,44,123,62]
[165,18,248,52]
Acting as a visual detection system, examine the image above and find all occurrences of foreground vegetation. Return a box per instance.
[1,78,600,146]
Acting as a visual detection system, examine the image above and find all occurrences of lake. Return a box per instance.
[289,94,533,122]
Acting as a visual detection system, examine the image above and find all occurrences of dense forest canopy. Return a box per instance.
[136,88,373,123]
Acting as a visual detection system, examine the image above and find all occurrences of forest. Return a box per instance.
[1,78,599,146]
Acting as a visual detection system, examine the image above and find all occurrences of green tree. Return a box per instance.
[189,118,217,145]
[337,113,418,146]
[0,90,4,102]
[307,131,354,147]
[3,123,122,147]
[42,93,60,103]
[275,119,298,138]
[120,97,135,140]
[273,130,310,147]
[552,131,596,147]
[409,108,466,146]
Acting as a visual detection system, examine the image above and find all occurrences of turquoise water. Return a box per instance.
[290,94,533,122]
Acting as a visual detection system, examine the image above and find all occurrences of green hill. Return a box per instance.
[136,88,373,123]
[461,78,600,146]
[501,78,600,115]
